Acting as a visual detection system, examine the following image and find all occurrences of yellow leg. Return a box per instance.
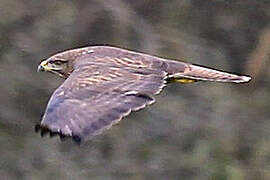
[167,77,198,84]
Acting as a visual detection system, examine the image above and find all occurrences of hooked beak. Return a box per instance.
[37,60,49,72]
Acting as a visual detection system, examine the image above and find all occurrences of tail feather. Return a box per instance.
[170,64,251,83]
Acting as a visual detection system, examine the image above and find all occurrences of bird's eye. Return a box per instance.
[53,60,64,65]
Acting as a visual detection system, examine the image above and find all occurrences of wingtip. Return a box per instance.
[35,124,82,145]
[72,134,82,145]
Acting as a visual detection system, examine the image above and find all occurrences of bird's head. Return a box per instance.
[38,48,95,78]
[38,54,74,78]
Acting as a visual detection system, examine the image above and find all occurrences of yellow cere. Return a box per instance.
[40,60,48,67]
[39,60,50,71]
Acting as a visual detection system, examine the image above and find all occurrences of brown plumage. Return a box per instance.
[36,46,251,144]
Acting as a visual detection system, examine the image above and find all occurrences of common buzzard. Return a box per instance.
[36,46,251,143]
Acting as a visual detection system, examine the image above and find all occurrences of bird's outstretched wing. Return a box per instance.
[36,55,168,143]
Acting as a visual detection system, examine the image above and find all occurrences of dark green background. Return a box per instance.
[0,0,269,179]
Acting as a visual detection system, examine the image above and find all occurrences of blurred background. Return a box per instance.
[0,0,269,179]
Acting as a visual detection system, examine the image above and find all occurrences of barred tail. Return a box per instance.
[168,63,251,83]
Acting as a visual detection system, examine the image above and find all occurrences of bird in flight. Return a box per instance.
[36,46,251,144]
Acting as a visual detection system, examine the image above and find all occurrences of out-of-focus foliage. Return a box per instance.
[0,0,269,179]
